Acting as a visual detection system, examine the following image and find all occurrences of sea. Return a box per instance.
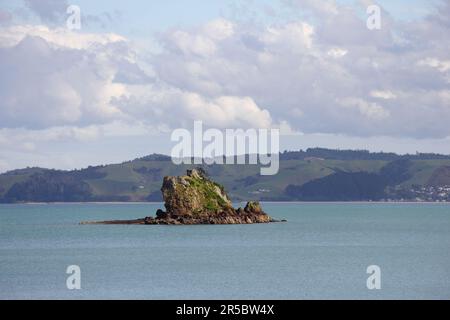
[0,202,449,299]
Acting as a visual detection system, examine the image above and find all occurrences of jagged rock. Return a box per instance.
[82,169,283,225]
[160,168,233,217]
[155,209,166,218]
[244,201,262,214]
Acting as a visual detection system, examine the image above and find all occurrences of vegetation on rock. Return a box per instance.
[144,169,278,224]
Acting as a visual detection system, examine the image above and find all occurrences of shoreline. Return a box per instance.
[1,201,450,205]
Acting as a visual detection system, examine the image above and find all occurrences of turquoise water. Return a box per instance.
[0,202,449,299]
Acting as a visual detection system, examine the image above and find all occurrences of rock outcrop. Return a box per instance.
[81,169,281,225]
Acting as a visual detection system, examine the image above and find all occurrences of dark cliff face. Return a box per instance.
[144,169,278,225]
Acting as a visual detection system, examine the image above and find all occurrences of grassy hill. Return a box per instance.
[1,149,450,203]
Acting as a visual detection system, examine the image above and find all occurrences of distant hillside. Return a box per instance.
[280,148,450,161]
[1,148,450,203]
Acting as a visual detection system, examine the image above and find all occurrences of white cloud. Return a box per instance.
[0,25,127,49]
[115,85,273,129]
[370,90,397,100]
[327,47,348,58]
[277,120,304,136]
[183,94,272,128]
[263,22,315,50]
[417,58,450,73]
[0,25,135,129]
[337,97,390,120]
[203,18,235,40]
[169,30,218,57]
[150,3,450,138]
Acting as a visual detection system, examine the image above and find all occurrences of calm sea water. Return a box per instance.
[0,202,449,299]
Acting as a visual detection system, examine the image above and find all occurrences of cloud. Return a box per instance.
[1,0,450,151]
[148,2,450,138]
[179,94,272,128]
[337,97,390,120]
[0,25,138,129]
[0,120,155,148]
[418,58,450,73]
[0,22,275,158]
[370,90,397,100]
[0,24,126,49]
[327,47,348,58]
[114,85,273,129]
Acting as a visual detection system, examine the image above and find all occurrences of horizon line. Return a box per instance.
[2,146,450,175]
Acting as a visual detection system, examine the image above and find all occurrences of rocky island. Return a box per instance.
[81,169,282,225]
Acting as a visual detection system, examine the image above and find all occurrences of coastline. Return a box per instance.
[1,201,450,205]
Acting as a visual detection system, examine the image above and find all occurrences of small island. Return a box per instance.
[81,169,283,225]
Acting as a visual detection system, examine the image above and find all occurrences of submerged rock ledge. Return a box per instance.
[81,169,284,225]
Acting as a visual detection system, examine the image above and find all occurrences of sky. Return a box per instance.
[0,0,449,172]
